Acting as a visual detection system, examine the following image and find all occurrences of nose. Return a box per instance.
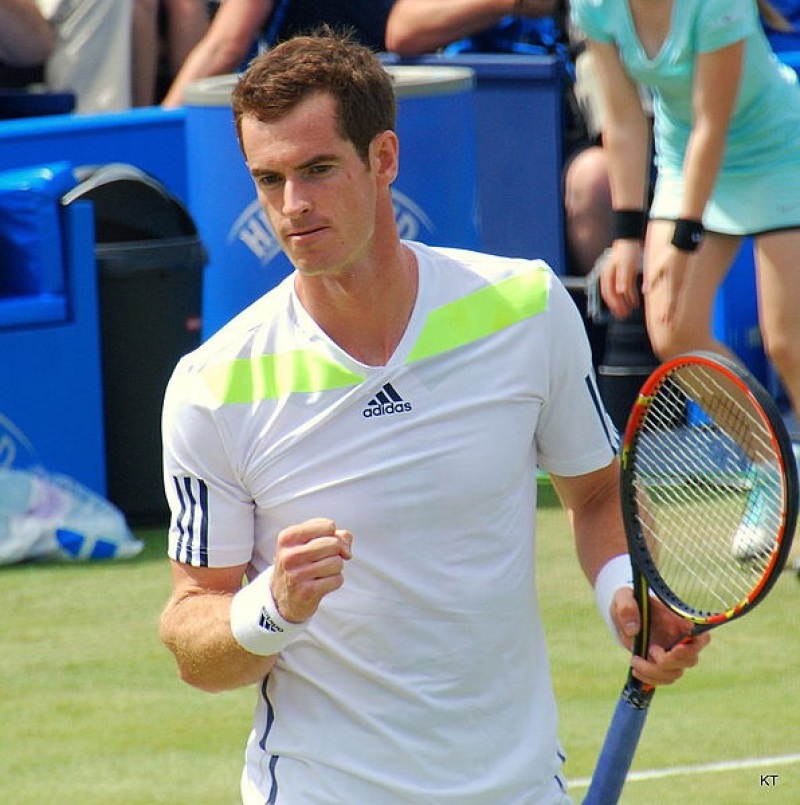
[282,178,311,218]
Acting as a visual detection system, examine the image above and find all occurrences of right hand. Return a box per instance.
[610,587,710,688]
[270,517,353,623]
[600,240,643,321]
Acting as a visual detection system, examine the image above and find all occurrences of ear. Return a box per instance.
[371,130,400,185]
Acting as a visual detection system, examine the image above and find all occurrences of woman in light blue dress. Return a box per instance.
[571,0,800,424]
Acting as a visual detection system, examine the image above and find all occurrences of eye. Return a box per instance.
[257,173,282,188]
[307,163,335,177]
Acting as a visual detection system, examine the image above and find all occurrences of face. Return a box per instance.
[240,92,398,280]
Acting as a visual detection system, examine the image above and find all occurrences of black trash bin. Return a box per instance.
[63,164,207,525]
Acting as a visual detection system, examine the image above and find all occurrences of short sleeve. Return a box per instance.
[162,358,257,568]
[696,0,757,53]
[535,277,618,477]
[571,0,616,44]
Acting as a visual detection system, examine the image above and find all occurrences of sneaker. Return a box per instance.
[731,464,781,561]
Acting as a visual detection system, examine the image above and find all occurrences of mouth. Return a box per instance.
[286,225,327,242]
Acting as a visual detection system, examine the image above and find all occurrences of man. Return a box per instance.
[159,30,708,804]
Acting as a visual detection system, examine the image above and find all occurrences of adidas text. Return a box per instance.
[363,401,413,418]
[363,383,413,418]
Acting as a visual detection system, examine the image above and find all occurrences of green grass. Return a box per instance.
[2,481,798,803]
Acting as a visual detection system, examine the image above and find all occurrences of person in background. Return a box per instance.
[572,0,800,555]
[34,0,135,111]
[0,0,54,79]
[571,0,800,419]
[132,0,210,106]
[161,0,396,108]
[758,0,799,50]
[385,0,613,280]
[159,29,709,804]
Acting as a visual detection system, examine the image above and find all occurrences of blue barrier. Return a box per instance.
[712,240,766,385]
[391,53,566,273]
[0,199,106,493]
[0,107,189,203]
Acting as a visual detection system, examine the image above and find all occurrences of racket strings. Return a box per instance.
[631,366,784,618]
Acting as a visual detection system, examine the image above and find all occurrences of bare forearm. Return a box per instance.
[551,462,628,585]
[681,43,742,220]
[587,40,652,210]
[574,498,627,585]
[162,40,245,107]
[603,109,651,211]
[160,592,276,693]
[161,0,270,107]
[679,122,726,221]
[385,0,556,56]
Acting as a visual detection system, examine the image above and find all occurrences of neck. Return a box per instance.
[295,242,418,366]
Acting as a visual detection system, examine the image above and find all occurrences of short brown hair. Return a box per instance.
[231,27,396,164]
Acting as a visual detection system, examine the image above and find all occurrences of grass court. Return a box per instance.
[2,478,798,803]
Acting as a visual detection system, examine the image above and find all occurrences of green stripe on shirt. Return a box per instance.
[203,350,366,404]
[405,265,551,363]
[202,265,551,403]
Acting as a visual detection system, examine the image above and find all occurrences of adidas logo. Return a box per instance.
[258,608,285,634]
[362,383,413,418]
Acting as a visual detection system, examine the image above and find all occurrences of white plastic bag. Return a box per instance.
[0,467,143,565]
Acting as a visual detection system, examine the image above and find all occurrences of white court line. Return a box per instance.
[569,753,800,789]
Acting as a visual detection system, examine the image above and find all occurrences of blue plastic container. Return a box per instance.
[183,66,480,340]
[712,239,767,386]
[393,53,566,273]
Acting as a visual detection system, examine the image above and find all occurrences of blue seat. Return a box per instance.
[0,163,106,493]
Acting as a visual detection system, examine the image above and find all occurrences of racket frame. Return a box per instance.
[621,351,797,634]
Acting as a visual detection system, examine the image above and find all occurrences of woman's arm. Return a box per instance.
[588,38,651,211]
[161,0,273,108]
[385,0,557,56]
[586,37,652,317]
[679,40,744,221]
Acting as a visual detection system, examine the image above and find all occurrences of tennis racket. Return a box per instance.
[584,350,797,805]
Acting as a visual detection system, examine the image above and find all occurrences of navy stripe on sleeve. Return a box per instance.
[171,476,209,566]
[585,373,620,454]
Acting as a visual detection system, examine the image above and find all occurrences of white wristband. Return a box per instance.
[594,554,633,644]
[230,566,306,656]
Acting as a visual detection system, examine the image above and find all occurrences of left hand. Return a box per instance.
[610,586,711,687]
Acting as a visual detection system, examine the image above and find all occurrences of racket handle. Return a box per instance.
[583,688,651,805]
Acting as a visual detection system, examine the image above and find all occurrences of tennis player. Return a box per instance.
[571,0,800,556]
[159,29,708,804]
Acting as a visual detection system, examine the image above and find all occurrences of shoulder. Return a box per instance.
[408,240,554,284]
[695,0,759,52]
[407,240,561,313]
[406,242,572,340]
[170,275,295,382]
[571,0,620,42]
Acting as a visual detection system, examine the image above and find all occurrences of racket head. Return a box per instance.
[620,351,797,629]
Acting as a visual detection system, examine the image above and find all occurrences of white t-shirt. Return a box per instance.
[163,242,618,804]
